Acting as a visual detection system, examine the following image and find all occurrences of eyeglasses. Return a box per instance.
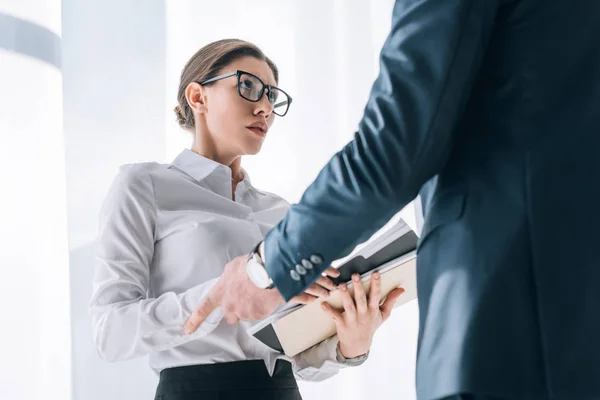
[198,70,293,117]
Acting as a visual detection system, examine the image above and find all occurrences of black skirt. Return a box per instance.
[154,359,302,400]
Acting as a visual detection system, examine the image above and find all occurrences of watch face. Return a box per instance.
[247,258,269,288]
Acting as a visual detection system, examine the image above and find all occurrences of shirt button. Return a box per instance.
[290,270,301,281]
[310,254,323,265]
[295,264,307,275]
[301,259,313,270]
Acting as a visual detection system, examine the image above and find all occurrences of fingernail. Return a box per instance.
[340,284,347,291]
[353,274,360,281]
[373,272,380,280]
[184,328,191,335]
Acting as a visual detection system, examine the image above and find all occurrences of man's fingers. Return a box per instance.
[315,275,337,291]
[184,295,218,335]
[290,293,318,304]
[351,273,368,313]
[321,302,343,321]
[304,283,330,298]
[183,279,224,334]
[380,287,405,321]
[323,267,340,278]
[264,288,286,311]
[368,272,382,309]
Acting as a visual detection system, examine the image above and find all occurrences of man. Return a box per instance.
[185,0,600,399]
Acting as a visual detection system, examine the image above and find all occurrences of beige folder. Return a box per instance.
[272,251,417,357]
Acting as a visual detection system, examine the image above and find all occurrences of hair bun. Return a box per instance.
[174,105,186,126]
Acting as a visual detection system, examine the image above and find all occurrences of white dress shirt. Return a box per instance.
[90,149,363,382]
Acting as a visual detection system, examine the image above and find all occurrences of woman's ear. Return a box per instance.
[185,82,208,115]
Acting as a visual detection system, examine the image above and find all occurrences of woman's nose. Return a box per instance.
[255,91,274,116]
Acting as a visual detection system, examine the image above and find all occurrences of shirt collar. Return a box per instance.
[171,148,252,185]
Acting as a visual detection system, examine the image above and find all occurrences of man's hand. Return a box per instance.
[183,254,284,334]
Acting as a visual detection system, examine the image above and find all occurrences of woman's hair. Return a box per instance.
[174,39,279,130]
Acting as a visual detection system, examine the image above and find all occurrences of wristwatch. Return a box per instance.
[246,242,274,289]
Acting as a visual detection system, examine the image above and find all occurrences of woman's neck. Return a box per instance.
[191,125,246,199]
[191,142,244,197]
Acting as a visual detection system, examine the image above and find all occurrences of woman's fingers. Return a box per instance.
[380,287,405,321]
[321,302,343,322]
[304,282,331,298]
[323,267,341,278]
[351,273,368,314]
[338,283,356,318]
[367,272,382,310]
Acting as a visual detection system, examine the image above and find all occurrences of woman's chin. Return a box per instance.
[241,140,264,156]
[246,146,262,156]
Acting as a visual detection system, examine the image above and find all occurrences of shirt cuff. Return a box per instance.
[335,342,369,366]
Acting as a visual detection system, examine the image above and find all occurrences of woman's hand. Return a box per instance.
[290,267,341,304]
[321,272,405,359]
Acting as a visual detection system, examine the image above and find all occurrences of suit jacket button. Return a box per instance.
[310,254,323,265]
[290,270,301,281]
[301,259,314,270]
[295,264,307,275]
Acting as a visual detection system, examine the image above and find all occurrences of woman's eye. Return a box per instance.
[240,79,254,90]
[268,91,278,103]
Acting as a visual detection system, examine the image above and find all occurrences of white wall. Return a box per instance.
[59,1,420,399]
[0,1,71,399]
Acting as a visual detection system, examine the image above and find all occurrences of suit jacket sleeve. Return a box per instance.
[264,0,499,300]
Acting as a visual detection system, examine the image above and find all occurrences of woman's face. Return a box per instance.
[200,56,277,158]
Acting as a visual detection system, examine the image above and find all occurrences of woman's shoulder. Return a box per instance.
[100,162,166,214]
[116,161,163,175]
[109,161,171,194]
[113,161,157,181]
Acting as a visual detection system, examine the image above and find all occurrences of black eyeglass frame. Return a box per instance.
[198,70,293,117]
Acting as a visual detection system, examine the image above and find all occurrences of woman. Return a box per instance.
[90,39,404,400]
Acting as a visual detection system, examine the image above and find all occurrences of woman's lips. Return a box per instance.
[247,127,266,137]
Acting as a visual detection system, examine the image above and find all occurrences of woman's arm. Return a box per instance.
[289,334,365,382]
[289,272,404,381]
[89,164,224,362]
